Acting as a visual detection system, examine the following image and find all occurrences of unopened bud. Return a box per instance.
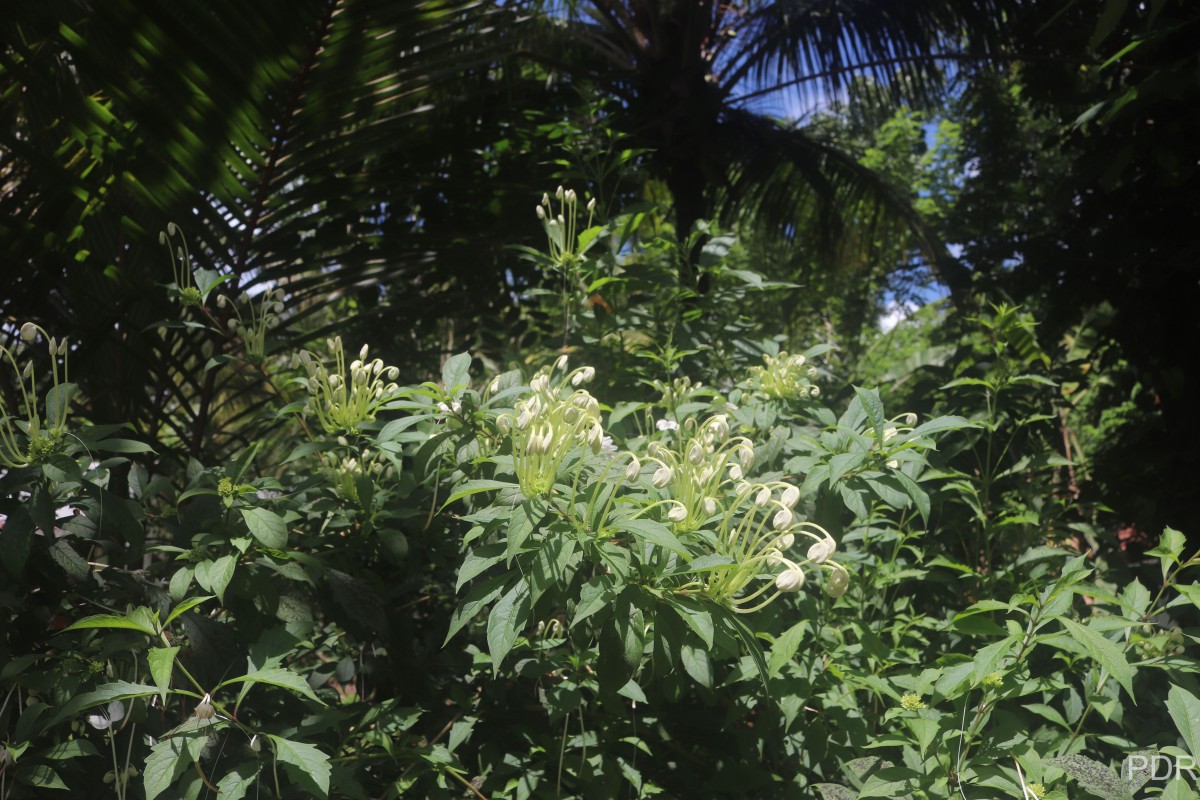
[772,507,793,530]
[775,569,805,592]
[826,565,850,597]
[20,322,37,342]
[755,487,771,507]
[651,465,672,489]
[808,536,836,564]
[624,457,640,482]
[781,485,800,509]
[667,505,688,523]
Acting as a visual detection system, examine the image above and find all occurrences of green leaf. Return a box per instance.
[680,643,713,688]
[148,647,179,702]
[168,567,193,603]
[1059,618,1135,701]
[64,612,157,637]
[442,479,519,508]
[95,438,156,454]
[215,763,261,800]
[41,739,99,760]
[1146,527,1187,580]
[767,621,809,679]
[813,784,857,800]
[665,597,715,649]
[1050,754,1133,800]
[1167,685,1200,758]
[194,555,237,604]
[164,595,214,626]
[441,352,473,394]
[619,518,689,558]
[456,544,507,592]
[241,507,288,549]
[18,764,68,790]
[267,735,331,796]
[908,415,976,437]
[144,737,191,800]
[573,574,618,627]
[219,667,323,704]
[48,681,161,727]
[853,385,886,444]
[487,579,531,674]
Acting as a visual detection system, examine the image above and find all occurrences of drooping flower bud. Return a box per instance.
[772,507,793,530]
[780,484,800,509]
[755,487,771,507]
[702,496,718,516]
[667,505,688,523]
[807,536,836,564]
[775,569,805,592]
[826,565,850,597]
[624,457,640,482]
[729,464,744,481]
[651,465,673,489]
[555,354,569,371]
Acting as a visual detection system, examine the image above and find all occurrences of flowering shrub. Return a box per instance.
[0,217,1197,800]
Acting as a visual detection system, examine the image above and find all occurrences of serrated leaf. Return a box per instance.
[241,507,288,549]
[487,580,531,674]
[854,385,886,444]
[1167,684,1200,758]
[267,735,331,796]
[1059,617,1135,701]
[194,555,237,604]
[813,784,857,800]
[442,479,520,509]
[219,667,323,704]
[456,544,507,591]
[144,737,190,800]
[215,762,260,800]
[148,647,179,702]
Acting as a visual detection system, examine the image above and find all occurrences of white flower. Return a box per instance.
[599,435,617,454]
[827,565,850,598]
[887,459,899,469]
[807,536,836,564]
[651,465,673,489]
[655,419,678,432]
[780,484,800,509]
[624,457,641,482]
[87,700,126,731]
[772,507,793,530]
[775,569,805,592]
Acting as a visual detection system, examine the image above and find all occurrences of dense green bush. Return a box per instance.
[1,211,1197,800]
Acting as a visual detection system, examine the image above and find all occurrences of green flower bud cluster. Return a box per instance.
[641,414,753,535]
[294,337,400,434]
[160,222,202,307]
[536,185,596,267]
[326,449,392,505]
[497,356,603,498]
[1,322,74,468]
[651,375,704,415]
[747,352,819,400]
[218,287,285,362]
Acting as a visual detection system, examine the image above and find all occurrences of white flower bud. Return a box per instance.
[883,426,897,443]
[47,337,58,356]
[216,294,228,308]
[827,565,850,597]
[810,386,821,398]
[735,481,752,496]
[651,465,673,489]
[536,205,546,219]
[387,367,399,381]
[358,344,368,361]
[772,507,793,530]
[497,415,512,434]
[158,231,168,245]
[667,505,688,523]
[904,413,918,426]
[556,185,564,200]
[698,465,714,485]
[542,193,550,206]
[555,354,569,371]
[710,414,729,440]
[587,197,596,212]
[587,424,604,453]
[516,408,532,429]
[781,485,800,509]
[887,459,900,469]
[488,376,501,393]
[729,464,744,481]
[702,497,717,516]
[775,569,805,592]
[777,533,795,549]
[808,536,836,564]
[647,442,663,457]
[624,457,641,482]
[688,442,703,465]
[738,445,754,471]
[566,189,576,203]
[755,487,771,507]
[329,374,342,389]
[530,375,549,393]
[808,366,818,378]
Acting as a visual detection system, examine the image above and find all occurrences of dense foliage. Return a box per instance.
[3,1,1199,799]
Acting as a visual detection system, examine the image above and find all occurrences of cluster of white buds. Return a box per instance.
[0,322,74,468]
[651,375,705,415]
[536,186,597,267]
[293,337,400,434]
[640,414,754,535]
[326,449,392,505]
[218,287,286,362]
[160,222,202,307]
[747,352,820,401]
[497,356,604,498]
[678,476,849,612]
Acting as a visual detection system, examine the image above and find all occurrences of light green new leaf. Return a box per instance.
[219,667,323,704]
[1146,527,1187,580]
[267,735,331,796]
[147,647,179,702]
[241,507,288,549]
[1060,618,1135,701]
[441,352,472,394]
[1167,684,1200,758]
